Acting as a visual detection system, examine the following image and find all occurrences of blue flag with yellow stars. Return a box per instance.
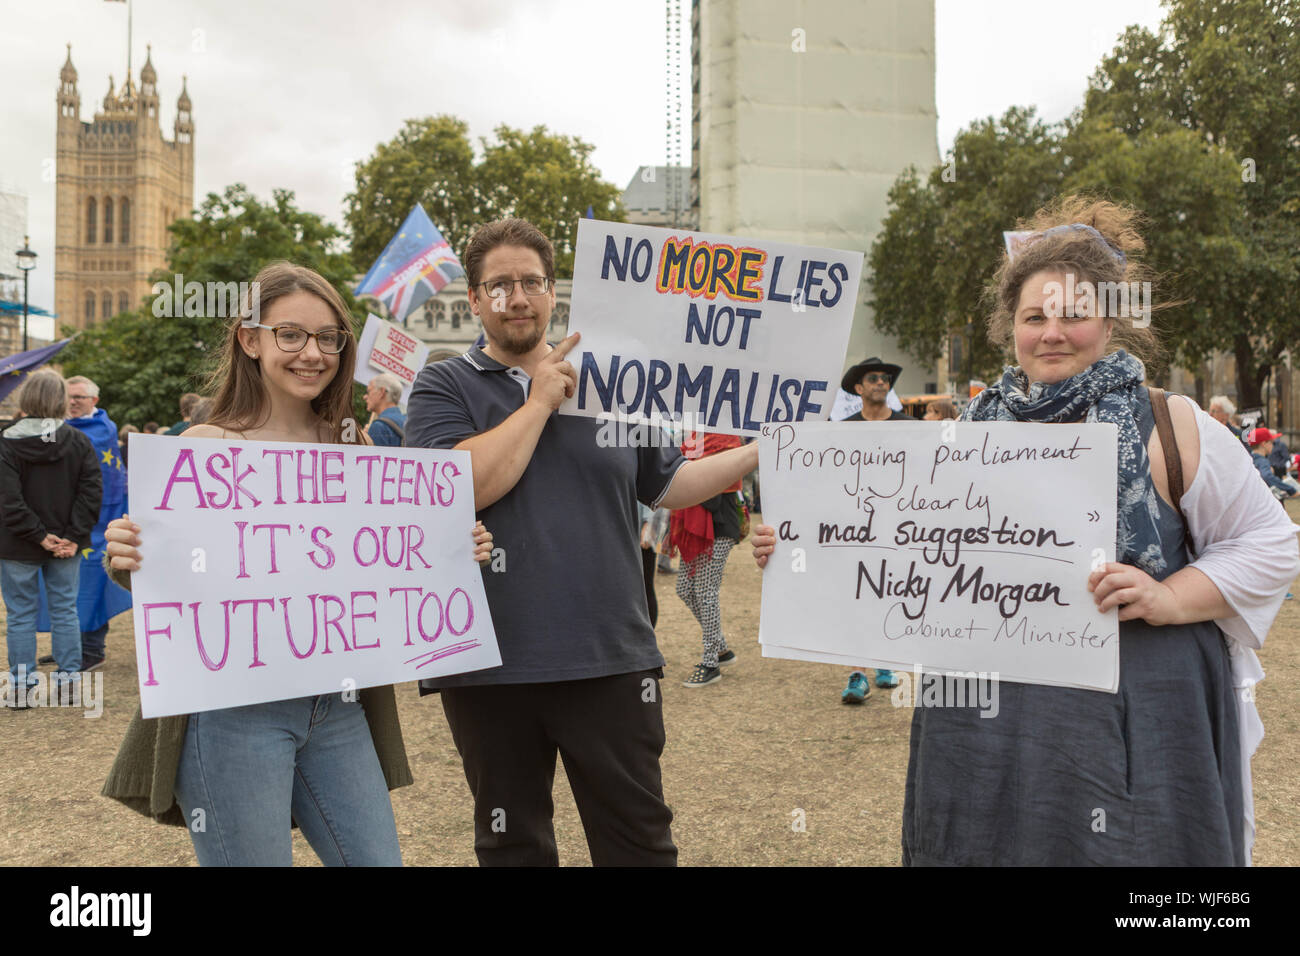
[37,407,131,632]
[0,339,74,405]
[354,204,465,324]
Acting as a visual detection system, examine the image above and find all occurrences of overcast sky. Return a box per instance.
[0,0,1166,337]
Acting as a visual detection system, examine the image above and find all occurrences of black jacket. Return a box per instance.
[0,418,103,562]
[701,490,743,541]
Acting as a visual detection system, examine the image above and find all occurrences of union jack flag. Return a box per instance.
[355,204,465,324]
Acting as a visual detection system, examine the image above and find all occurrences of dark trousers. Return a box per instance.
[440,670,677,866]
[641,547,658,627]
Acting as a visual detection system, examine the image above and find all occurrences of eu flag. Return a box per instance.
[355,205,465,324]
[0,339,74,404]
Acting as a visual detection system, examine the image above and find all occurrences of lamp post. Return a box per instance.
[16,236,36,352]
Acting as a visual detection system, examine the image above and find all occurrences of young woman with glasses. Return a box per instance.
[102,261,493,866]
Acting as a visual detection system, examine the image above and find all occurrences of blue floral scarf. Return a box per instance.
[963,350,1165,575]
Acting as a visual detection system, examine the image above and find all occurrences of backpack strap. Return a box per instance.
[376,409,405,443]
[1147,386,1196,558]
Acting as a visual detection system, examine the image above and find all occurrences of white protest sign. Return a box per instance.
[355,313,430,403]
[560,220,862,437]
[127,434,500,717]
[757,421,1120,692]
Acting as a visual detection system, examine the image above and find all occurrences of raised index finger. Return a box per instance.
[545,331,581,362]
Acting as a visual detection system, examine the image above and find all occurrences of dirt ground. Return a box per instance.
[2,506,1298,867]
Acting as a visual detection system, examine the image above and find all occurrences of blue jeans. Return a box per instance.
[174,693,402,866]
[2,556,81,681]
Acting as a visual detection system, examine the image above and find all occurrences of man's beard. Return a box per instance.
[488,318,545,355]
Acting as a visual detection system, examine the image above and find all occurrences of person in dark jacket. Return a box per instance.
[1268,433,1292,479]
[34,375,130,673]
[0,370,102,695]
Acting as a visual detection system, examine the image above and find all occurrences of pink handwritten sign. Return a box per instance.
[127,434,500,717]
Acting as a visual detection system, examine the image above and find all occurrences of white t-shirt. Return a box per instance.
[1178,396,1300,862]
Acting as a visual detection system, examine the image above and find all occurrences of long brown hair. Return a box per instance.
[985,196,1165,371]
[204,262,358,443]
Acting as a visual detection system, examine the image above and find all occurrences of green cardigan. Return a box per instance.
[100,559,414,827]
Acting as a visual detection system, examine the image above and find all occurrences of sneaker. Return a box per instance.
[37,654,55,665]
[682,664,721,688]
[81,655,105,672]
[841,671,871,704]
[717,650,737,667]
[875,669,900,689]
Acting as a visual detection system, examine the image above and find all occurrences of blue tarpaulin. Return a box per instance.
[0,299,56,316]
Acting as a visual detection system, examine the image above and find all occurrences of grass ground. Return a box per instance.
[2,505,1297,866]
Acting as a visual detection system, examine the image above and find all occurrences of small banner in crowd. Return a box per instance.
[127,435,500,717]
[757,421,1121,692]
[355,313,430,402]
[560,220,862,437]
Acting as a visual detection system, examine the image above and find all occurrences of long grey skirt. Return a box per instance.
[902,437,1243,866]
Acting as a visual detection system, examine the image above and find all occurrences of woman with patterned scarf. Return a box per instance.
[670,431,744,687]
[753,196,1297,865]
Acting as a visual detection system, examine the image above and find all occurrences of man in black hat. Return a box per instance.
[838,357,915,702]
[840,357,911,423]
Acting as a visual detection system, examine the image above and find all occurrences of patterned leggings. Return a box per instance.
[676,537,736,667]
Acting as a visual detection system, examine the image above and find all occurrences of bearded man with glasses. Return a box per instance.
[406,217,760,866]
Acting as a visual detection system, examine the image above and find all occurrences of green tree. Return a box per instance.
[475,124,626,277]
[1082,0,1300,408]
[869,107,1064,383]
[1061,115,1245,385]
[344,117,626,278]
[871,0,1299,400]
[61,184,363,426]
[344,116,479,272]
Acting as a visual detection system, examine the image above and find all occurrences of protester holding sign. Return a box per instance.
[102,262,494,866]
[406,218,759,866]
[754,197,1298,865]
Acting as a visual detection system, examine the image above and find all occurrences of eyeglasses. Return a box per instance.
[861,373,891,384]
[248,323,350,354]
[478,276,551,299]
[68,394,94,401]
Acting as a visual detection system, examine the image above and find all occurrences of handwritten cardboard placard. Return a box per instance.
[355,313,430,403]
[127,434,500,717]
[757,421,1121,692]
[560,220,862,437]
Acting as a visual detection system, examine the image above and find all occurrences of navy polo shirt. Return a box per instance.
[406,347,686,688]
